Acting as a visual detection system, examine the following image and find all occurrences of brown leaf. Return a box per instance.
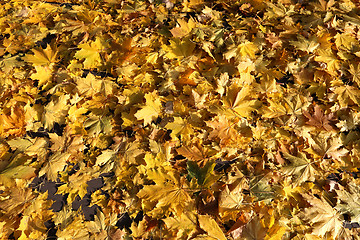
[303,105,337,131]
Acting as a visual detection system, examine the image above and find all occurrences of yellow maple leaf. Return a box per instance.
[16,193,53,240]
[42,94,70,130]
[262,94,309,118]
[30,65,53,88]
[162,38,196,59]
[349,63,360,86]
[334,32,357,50]
[223,84,259,118]
[95,149,117,166]
[218,183,246,221]
[137,176,192,216]
[23,44,58,66]
[0,105,26,137]
[197,215,227,240]
[225,41,258,61]
[334,85,360,108]
[0,181,34,217]
[163,212,197,239]
[290,35,319,53]
[206,115,238,146]
[176,141,217,166]
[265,224,286,240]
[240,216,267,240]
[301,194,343,238]
[76,73,102,96]
[170,18,197,38]
[129,219,148,238]
[314,49,340,75]
[281,152,318,185]
[55,214,90,239]
[277,179,303,200]
[83,115,113,137]
[134,92,162,125]
[165,116,193,142]
[39,152,70,181]
[75,38,107,68]
[57,169,94,200]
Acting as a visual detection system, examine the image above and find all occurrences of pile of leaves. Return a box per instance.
[2,0,360,239]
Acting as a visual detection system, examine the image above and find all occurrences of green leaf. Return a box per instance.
[281,152,317,185]
[187,160,216,187]
[249,174,274,202]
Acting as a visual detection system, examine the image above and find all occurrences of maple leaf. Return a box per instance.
[16,193,53,240]
[176,142,217,167]
[55,214,90,239]
[134,92,162,125]
[265,224,286,240]
[163,212,197,239]
[225,41,258,61]
[162,38,196,59]
[84,115,112,137]
[276,179,303,200]
[165,116,193,142]
[0,54,25,73]
[86,210,118,239]
[290,35,319,53]
[335,182,360,223]
[215,72,229,96]
[303,104,336,131]
[0,156,36,180]
[75,38,107,68]
[42,94,70,130]
[39,152,70,181]
[139,153,174,186]
[76,73,118,97]
[301,194,343,238]
[121,140,144,164]
[334,85,360,108]
[334,32,357,51]
[262,94,309,118]
[57,168,94,200]
[7,137,48,163]
[249,174,274,202]
[219,184,244,211]
[223,84,259,118]
[306,134,348,164]
[283,94,310,116]
[261,97,288,118]
[129,219,148,239]
[197,214,227,240]
[30,65,53,88]
[137,177,192,216]
[349,63,360,86]
[23,44,58,66]
[49,129,84,155]
[314,49,340,75]
[187,160,216,187]
[0,181,35,217]
[239,216,267,240]
[76,73,102,96]
[0,105,26,137]
[95,149,117,166]
[206,115,238,146]
[281,152,318,185]
[170,18,196,38]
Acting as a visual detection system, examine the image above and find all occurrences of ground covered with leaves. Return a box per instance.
[2,0,360,239]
